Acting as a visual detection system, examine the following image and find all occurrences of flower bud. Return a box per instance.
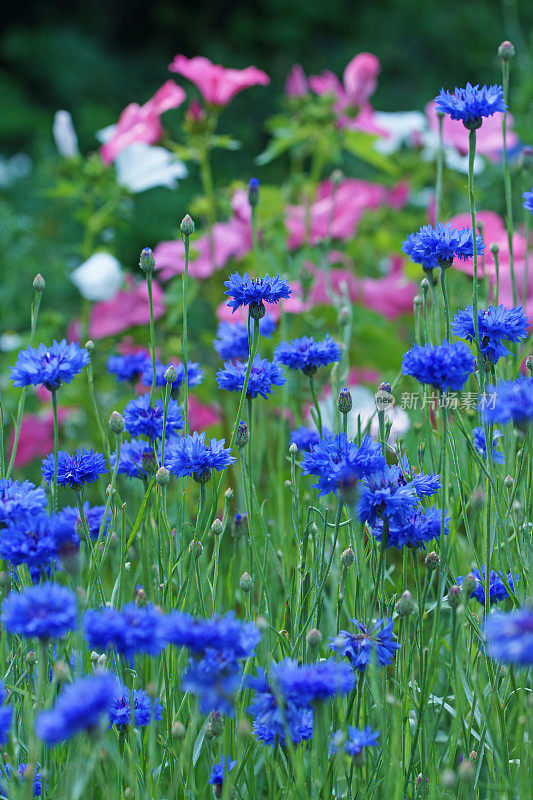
[192,467,211,484]
[519,146,533,173]
[33,273,46,292]
[139,247,155,273]
[172,721,186,739]
[458,758,474,781]
[331,168,344,185]
[164,365,177,384]
[249,301,266,320]
[504,474,514,488]
[142,449,157,474]
[489,242,499,255]
[124,789,134,800]
[90,651,100,664]
[135,586,147,606]
[441,769,456,788]
[156,466,170,486]
[85,340,94,353]
[306,628,322,647]
[211,518,223,536]
[53,661,70,683]
[205,711,224,739]
[180,214,195,237]
[98,653,107,667]
[375,382,394,412]
[224,487,234,502]
[396,589,417,617]
[26,651,37,667]
[340,547,355,568]
[189,539,203,558]
[255,615,268,632]
[461,574,477,597]
[239,571,254,592]
[447,585,461,609]
[338,306,350,327]
[289,442,298,456]
[109,411,125,434]
[420,278,430,293]
[338,387,353,414]
[413,294,422,309]
[236,420,249,448]
[248,177,260,208]
[498,41,515,60]
[425,551,439,571]
[526,354,533,375]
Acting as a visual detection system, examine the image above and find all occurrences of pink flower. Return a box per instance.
[154,189,252,280]
[168,55,269,106]
[89,276,165,339]
[343,53,380,107]
[285,64,308,98]
[425,100,518,162]
[189,396,222,432]
[447,210,526,278]
[100,81,185,164]
[9,408,73,468]
[286,178,407,249]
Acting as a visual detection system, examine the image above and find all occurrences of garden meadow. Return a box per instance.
[0,42,532,800]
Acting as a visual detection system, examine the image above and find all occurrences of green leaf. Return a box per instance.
[125,476,155,551]
[342,129,399,175]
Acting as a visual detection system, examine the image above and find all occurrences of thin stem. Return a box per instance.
[181,232,190,435]
[435,113,444,224]
[468,128,485,391]
[440,267,451,340]
[307,373,323,436]
[146,272,157,406]
[371,516,389,613]
[51,388,59,514]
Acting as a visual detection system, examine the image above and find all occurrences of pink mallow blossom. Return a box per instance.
[285,64,308,98]
[425,100,518,162]
[89,276,165,339]
[100,81,185,164]
[168,55,269,106]
[154,189,252,281]
[9,408,73,468]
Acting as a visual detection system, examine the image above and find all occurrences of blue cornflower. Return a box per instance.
[402,223,484,270]
[2,583,77,640]
[10,339,89,391]
[141,360,204,392]
[523,189,533,214]
[357,466,419,527]
[164,611,260,659]
[472,426,505,464]
[224,271,292,316]
[270,658,355,705]
[0,514,57,573]
[247,670,314,747]
[42,448,107,489]
[110,438,163,479]
[107,351,149,383]
[301,433,386,498]
[83,603,167,662]
[330,618,400,671]
[453,304,529,363]
[0,683,14,745]
[480,377,533,426]
[123,394,183,440]
[435,83,506,128]
[402,340,476,391]
[167,431,235,483]
[216,355,286,400]
[209,757,237,791]
[0,763,44,796]
[214,316,276,361]
[182,649,241,716]
[0,479,47,529]
[50,506,80,553]
[35,672,120,746]
[458,568,517,605]
[108,687,162,729]
[290,426,332,452]
[331,726,380,757]
[371,506,449,549]
[485,607,533,666]
[274,335,342,375]
[398,457,442,497]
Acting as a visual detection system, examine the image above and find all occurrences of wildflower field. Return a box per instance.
[0,29,532,800]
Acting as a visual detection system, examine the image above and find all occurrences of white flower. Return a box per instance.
[114,143,188,193]
[0,154,32,188]
[318,384,410,444]
[373,111,427,155]
[53,111,79,158]
[70,252,123,301]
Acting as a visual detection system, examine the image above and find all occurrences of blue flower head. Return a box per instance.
[274,335,342,375]
[83,603,167,662]
[141,360,203,392]
[2,583,77,640]
[110,438,167,480]
[10,339,89,391]
[216,355,286,400]
[247,669,314,747]
[123,394,183,441]
[270,658,355,706]
[109,686,162,729]
[402,223,484,270]
[182,649,241,716]
[0,514,57,572]
[435,83,506,128]
[302,433,386,498]
[167,431,235,483]
[357,466,418,527]
[290,426,333,452]
[224,271,291,317]
[331,725,379,757]
[472,426,504,464]
[484,607,533,666]
[35,672,120,746]
[107,352,149,383]
[330,618,400,671]
[372,505,449,549]
[0,683,14,746]
[480,377,533,426]
[0,479,47,530]
[209,756,237,789]
[214,316,276,361]
[42,448,107,489]
[164,610,260,659]
[523,189,533,214]
[453,304,529,363]
[458,567,517,606]
[402,339,476,391]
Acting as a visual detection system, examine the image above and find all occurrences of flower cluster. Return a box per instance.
[10,339,89,391]
[123,394,183,440]
[301,433,386,497]
[216,355,286,399]
[290,426,332,452]
[458,568,517,606]
[452,304,529,363]
[274,335,342,374]
[479,377,533,426]
[402,340,476,391]
[330,618,400,671]
[402,223,483,270]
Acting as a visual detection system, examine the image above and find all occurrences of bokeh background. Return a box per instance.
[1,0,533,330]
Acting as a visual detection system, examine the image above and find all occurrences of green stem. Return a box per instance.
[308,373,323,436]
[371,516,389,613]
[435,113,444,224]
[181,233,190,435]
[440,266,451,340]
[146,272,157,406]
[51,388,59,514]
[468,128,485,392]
